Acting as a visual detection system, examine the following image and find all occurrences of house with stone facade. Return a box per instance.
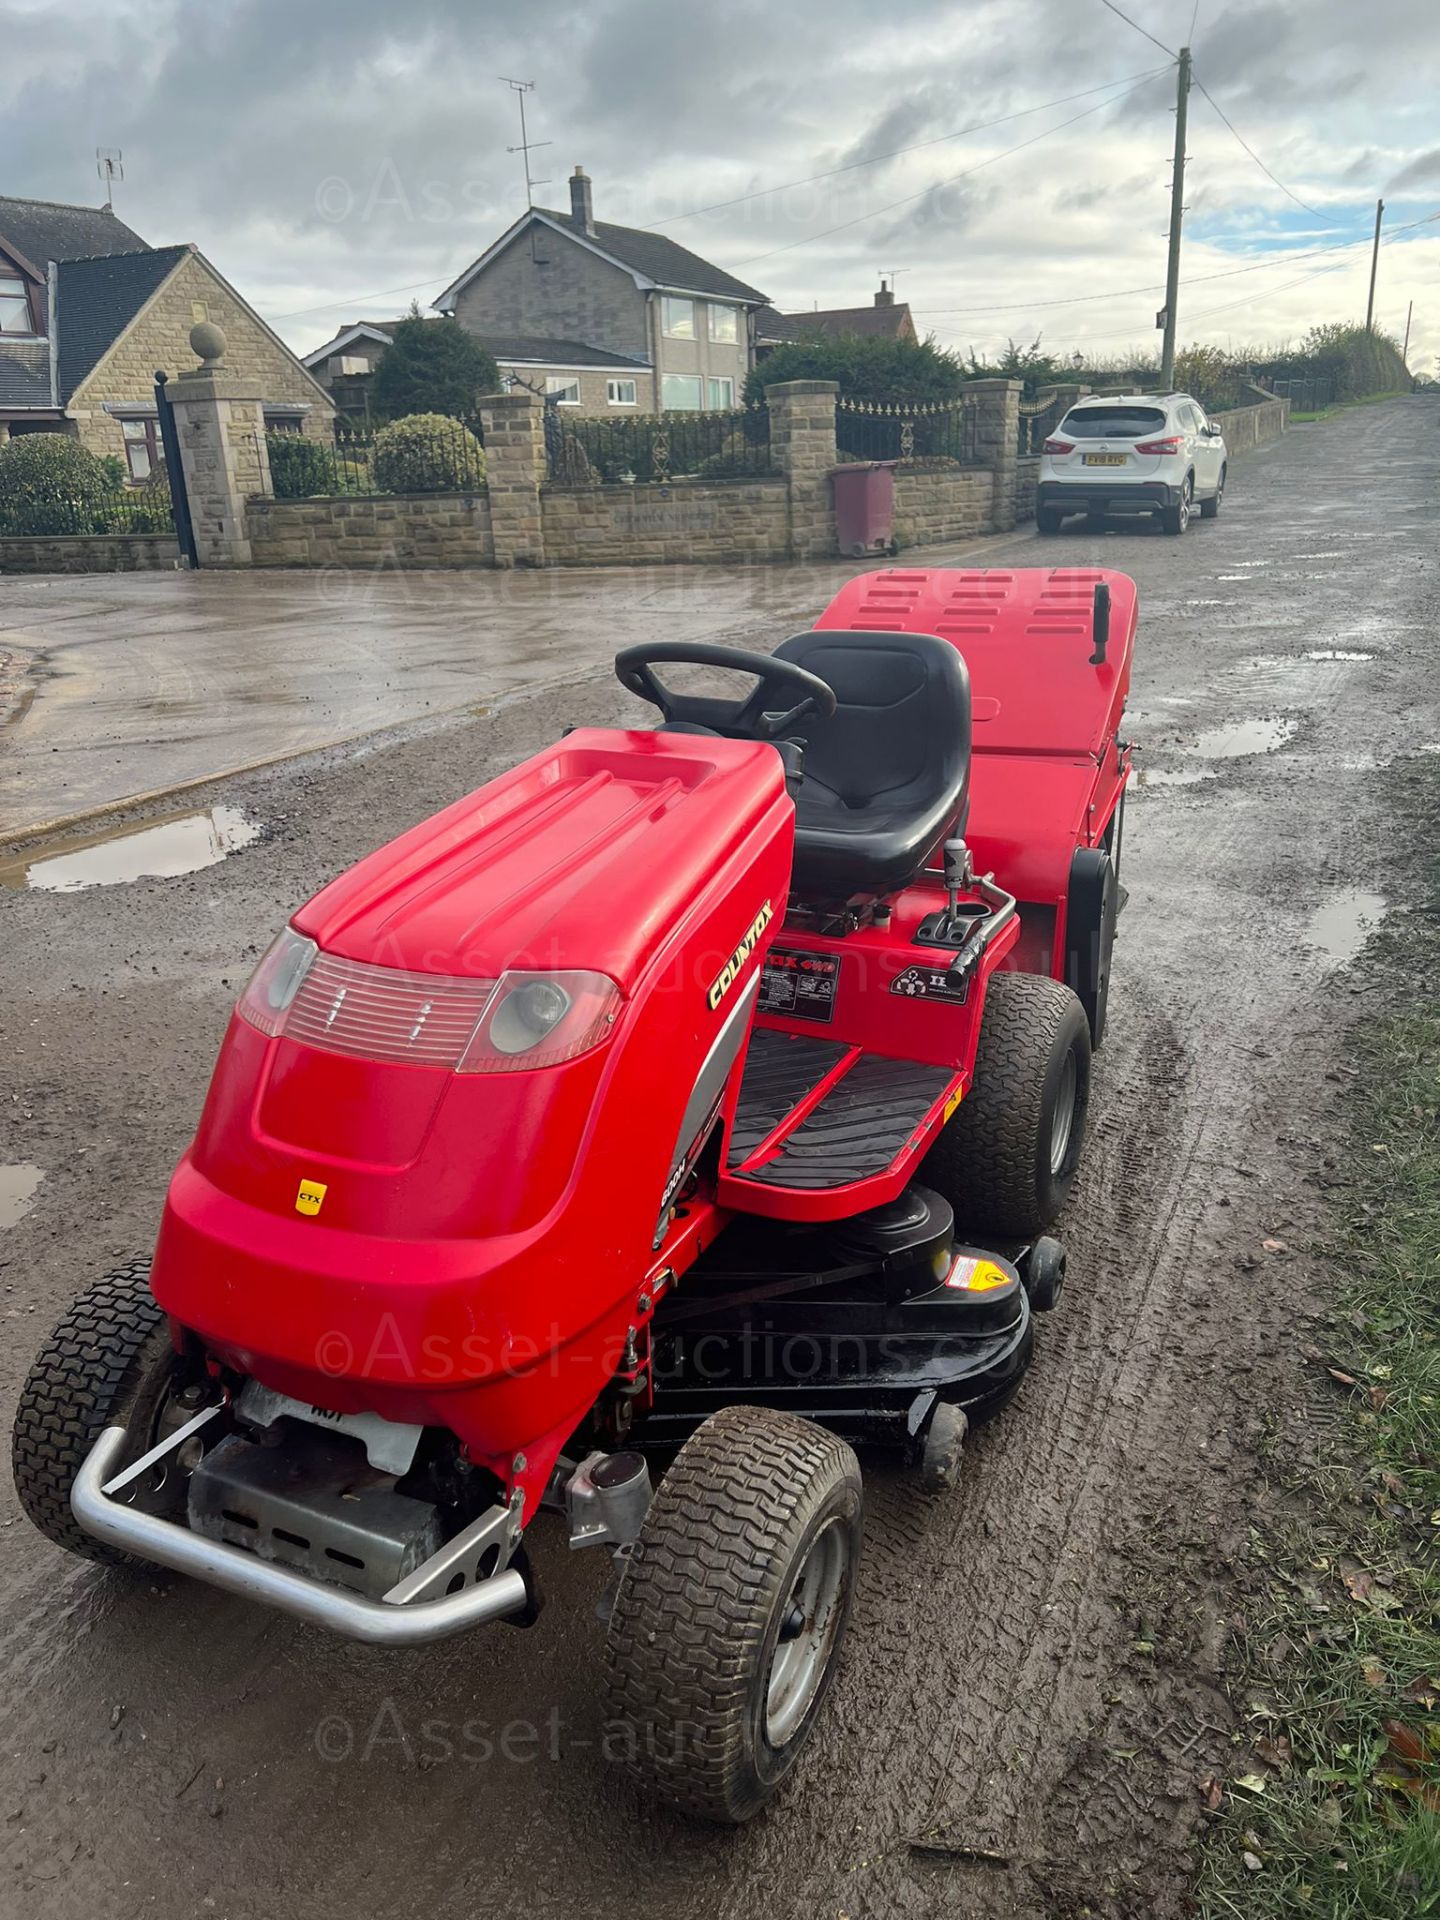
[432,168,769,417]
[0,195,333,474]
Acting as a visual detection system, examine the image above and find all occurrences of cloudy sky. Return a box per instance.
[3,0,1437,372]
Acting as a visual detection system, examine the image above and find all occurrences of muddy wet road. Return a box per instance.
[1,398,1436,1918]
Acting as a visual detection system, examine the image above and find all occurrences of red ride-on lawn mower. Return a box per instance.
[14,565,1135,1823]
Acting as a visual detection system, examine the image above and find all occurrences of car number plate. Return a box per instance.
[1082,453,1127,466]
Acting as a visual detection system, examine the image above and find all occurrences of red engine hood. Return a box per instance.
[292,728,788,984]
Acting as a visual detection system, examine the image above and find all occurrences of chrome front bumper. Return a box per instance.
[73,1424,531,1647]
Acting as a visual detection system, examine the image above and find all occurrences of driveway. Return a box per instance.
[0,533,1024,839]
[1,400,1437,1919]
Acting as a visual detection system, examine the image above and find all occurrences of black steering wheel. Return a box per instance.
[614,642,837,742]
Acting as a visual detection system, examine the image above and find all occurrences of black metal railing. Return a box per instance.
[544,405,774,485]
[0,477,175,538]
[268,414,487,499]
[834,396,979,465]
[1017,391,1067,456]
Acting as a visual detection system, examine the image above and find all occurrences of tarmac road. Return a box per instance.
[0,398,1436,1919]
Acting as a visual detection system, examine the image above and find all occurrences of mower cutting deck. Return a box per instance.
[14,565,1136,1826]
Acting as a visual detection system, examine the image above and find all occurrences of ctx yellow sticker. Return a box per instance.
[946,1256,1011,1293]
[295,1179,328,1218]
[942,1088,964,1123]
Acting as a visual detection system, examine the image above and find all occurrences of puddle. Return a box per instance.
[1215,574,1250,581]
[1193,717,1297,759]
[1305,889,1387,967]
[0,1164,45,1230]
[1131,766,1216,789]
[1182,598,1227,607]
[1306,650,1372,662]
[0,806,261,894]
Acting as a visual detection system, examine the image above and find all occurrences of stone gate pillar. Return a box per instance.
[766,380,839,561]
[964,377,1022,533]
[165,322,271,567]
[478,390,546,568]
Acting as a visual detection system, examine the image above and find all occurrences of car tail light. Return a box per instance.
[1133,435,1183,455]
[1042,438,1075,455]
[458,970,622,1073]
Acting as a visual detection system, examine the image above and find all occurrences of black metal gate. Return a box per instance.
[154,369,199,568]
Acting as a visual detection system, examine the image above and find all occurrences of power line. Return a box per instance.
[641,69,1167,230]
[268,277,451,324]
[992,207,1439,350]
[1097,0,1177,59]
[1192,75,1325,217]
[728,69,1169,269]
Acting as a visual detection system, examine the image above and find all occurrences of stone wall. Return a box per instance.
[542,479,790,565]
[1211,390,1289,454]
[892,465,994,549]
[248,493,495,569]
[68,251,335,466]
[0,534,178,573]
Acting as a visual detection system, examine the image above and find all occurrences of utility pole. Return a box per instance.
[1159,46,1191,390]
[1402,299,1414,366]
[1365,198,1385,331]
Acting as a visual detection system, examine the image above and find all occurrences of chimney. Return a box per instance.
[875,279,894,307]
[570,165,595,235]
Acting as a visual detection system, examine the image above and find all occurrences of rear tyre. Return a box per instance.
[920,973,1092,1237]
[1161,476,1193,536]
[12,1260,180,1567]
[603,1405,862,1823]
[1199,465,1226,518]
[1036,508,1063,535]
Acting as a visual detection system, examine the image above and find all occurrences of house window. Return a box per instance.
[0,271,32,334]
[707,377,735,409]
[606,378,638,407]
[708,304,738,344]
[661,297,695,339]
[120,417,161,482]
[546,375,581,406]
[660,374,703,411]
[263,410,304,435]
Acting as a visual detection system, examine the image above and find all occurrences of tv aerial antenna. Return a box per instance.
[96,148,124,208]
[500,79,551,207]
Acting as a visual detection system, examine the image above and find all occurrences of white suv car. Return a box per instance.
[1036,393,1227,536]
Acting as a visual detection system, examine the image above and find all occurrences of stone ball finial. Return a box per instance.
[190,321,227,367]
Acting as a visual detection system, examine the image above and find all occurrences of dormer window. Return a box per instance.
[0,270,34,334]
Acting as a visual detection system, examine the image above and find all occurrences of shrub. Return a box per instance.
[371,413,486,493]
[696,427,774,479]
[266,431,341,499]
[371,309,501,421]
[123,470,173,533]
[0,432,123,535]
[746,333,965,406]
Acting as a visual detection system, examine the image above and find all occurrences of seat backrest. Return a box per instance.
[773,629,971,816]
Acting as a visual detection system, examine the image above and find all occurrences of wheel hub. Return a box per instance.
[765,1517,851,1748]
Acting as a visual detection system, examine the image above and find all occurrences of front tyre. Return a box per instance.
[920,973,1092,1237]
[1199,464,1226,518]
[603,1405,862,1823]
[12,1260,183,1567]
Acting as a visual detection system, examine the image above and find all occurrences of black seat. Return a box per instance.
[772,629,971,898]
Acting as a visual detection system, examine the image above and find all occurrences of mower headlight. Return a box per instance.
[458,970,621,1073]
[236,927,318,1037]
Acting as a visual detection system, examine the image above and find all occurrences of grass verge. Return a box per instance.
[1198,761,1440,1918]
